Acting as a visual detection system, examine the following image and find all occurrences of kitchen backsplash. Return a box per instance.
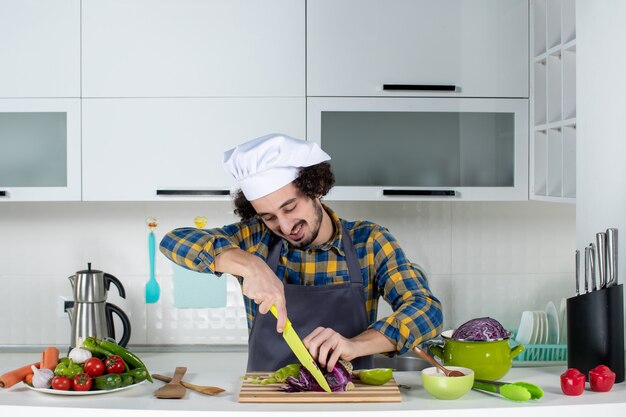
[0,200,575,347]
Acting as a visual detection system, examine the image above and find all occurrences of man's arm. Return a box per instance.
[214,248,288,332]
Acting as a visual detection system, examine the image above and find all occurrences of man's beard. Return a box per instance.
[291,201,324,249]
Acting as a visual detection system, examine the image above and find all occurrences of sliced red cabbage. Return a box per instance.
[452,317,510,341]
[281,361,353,392]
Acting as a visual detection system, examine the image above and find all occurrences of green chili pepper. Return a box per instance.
[82,337,114,358]
[99,339,151,381]
[94,374,122,390]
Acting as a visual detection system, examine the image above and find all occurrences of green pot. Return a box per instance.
[429,330,525,381]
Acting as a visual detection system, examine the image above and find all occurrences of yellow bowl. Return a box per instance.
[421,366,475,400]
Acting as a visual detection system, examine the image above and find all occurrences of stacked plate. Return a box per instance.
[515,300,564,345]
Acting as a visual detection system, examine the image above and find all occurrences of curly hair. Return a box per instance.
[233,162,335,221]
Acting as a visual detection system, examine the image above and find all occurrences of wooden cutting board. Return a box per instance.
[238,372,401,403]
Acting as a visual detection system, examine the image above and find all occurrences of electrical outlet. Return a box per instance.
[58,296,71,319]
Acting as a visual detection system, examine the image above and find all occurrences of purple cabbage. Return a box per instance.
[281,361,353,392]
[452,317,510,341]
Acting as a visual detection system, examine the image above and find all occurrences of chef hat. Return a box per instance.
[223,133,331,201]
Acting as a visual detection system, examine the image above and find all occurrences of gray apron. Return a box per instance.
[246,224,374,372]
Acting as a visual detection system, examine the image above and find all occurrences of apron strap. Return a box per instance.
[266,223,363,285]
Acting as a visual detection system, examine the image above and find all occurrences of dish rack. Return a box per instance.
[510,332,567,363]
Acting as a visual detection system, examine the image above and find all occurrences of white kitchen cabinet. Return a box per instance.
[530,0,576,202]
[0,99,81,201]
[82,0,304,98]
[82,98,305,201]
[307,97,528,201]
[307,0,528,98]
[0,0,80,98]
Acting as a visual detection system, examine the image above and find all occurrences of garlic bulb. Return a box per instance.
[68,347,92,364]
[31,365,54,389]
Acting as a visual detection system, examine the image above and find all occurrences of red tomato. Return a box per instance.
[589,365,616,392]
[51,375,72,391]
[83,357,105,377]
[560,368,586,396]
[72,372,93,391]
[105,355,126,374]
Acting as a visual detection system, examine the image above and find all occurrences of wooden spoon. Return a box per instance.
[413,346,465,377]
[154,367,188,399]
[152,374,225,396]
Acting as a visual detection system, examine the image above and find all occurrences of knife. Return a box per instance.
[584,246,591,294]
[269,305,331,393]
[590,243,597,292]
[596,232,607,289]
[606,228,618,287]
[575,250,580,295]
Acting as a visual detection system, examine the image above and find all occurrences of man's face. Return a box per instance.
[251,183,324,248]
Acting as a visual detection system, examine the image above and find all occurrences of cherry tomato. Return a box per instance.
[560,368,586,396]
[105,355,126,374]
[589,365,616,392]
[51,375,72,391]
[72,372,93,391]
[83,357,105,377]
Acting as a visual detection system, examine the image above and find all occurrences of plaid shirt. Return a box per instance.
[159,205,442,355]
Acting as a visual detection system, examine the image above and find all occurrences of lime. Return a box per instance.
[357,368,393,385]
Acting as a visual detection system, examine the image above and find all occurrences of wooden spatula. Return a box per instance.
[152,374,225,395]
[154,367,187,399]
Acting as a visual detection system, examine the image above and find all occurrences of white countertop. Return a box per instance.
[2,350,626,416]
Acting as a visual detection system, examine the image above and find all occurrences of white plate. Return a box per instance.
[515,311,534,345]
[546,301,560,344]
[25,379,146,396]
[538,311,549,344]
[559,298,567,344]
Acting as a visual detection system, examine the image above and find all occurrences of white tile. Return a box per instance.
[451,201,575,274]
[449,272,573,332]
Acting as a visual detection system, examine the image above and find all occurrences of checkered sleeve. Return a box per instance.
[368,227,443,355]
[159,220,266,274]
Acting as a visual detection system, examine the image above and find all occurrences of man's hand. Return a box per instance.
[214,248,287,332]
[303,327,396,372]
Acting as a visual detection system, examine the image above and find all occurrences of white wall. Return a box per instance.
[576,1,626,305]
[0,200,575,347]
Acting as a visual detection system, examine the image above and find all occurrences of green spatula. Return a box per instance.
[472,379,544,402]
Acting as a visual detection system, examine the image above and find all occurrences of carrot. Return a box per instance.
[41,346,59,371]
[0,362,40,388]
[23,373,34,385]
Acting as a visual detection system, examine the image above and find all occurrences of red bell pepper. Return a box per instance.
[589,365,616,392]
[560,368,586,396]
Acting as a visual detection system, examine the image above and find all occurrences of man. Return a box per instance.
[160,133,442,372]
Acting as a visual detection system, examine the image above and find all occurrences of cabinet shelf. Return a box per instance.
[530,0,576,202]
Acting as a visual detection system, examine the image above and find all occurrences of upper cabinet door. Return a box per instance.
[82,0,305,97]
[307,0,528,98]
[82,98,305,201]
[0,0,80,97]
[0,99,81,201]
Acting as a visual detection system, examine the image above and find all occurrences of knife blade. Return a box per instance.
[606,228,618,287]
[575,249,580,295]
[269,305,331,393]
[584,246,591,294]
[590,243,597,291]
[596,232,607,289]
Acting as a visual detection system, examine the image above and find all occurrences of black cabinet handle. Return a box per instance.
[383,189,456,197]
[383,84,457,92]
[0,190,6,197]
[156,189,230,196]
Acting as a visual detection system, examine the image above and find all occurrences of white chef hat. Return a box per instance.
[223,133,331,201]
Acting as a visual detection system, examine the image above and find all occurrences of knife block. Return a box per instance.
[566,284,624,383]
